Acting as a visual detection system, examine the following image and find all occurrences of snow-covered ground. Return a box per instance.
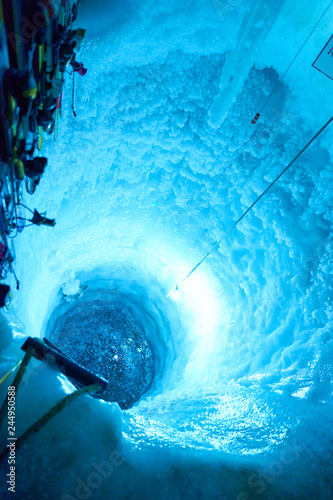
[1,0,333,498]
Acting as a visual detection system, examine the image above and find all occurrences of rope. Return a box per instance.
[167,116,333,297]
[54,109,59,141]
[16,203,34,215]
[0,383,99,461]
[11,266,20,290]
[257,0,333,117]
[0,348,33,428]
[0,358,23,386]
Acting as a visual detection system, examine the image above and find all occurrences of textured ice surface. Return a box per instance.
[1,0,333,498]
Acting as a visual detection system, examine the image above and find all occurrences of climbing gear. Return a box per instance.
[167,116,333,297]
[11,265,20,290]
[0,283,10,307]
[30,209,56,227]
[71,58,87,76]
[14,203,55,228]
[251,112,260,124]
[24,156,47,194]
[0,0,87,290]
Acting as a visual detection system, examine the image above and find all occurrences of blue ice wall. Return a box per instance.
[1,0,333,498]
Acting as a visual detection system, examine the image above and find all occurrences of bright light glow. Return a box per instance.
[182,270,220,333]
[168,260,221,337]
[168,286,182,301]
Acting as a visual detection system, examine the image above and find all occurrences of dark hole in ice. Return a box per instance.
[48,301,154,409]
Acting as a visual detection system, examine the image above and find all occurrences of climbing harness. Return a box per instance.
[167,116,333,297]
[251,0,333,123]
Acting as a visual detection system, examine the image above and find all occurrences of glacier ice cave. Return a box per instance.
[1,0,333,498]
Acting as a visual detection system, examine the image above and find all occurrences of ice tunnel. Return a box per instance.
[1,0,333,498]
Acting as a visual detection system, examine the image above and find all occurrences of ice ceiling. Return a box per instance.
[1,0,333,498]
